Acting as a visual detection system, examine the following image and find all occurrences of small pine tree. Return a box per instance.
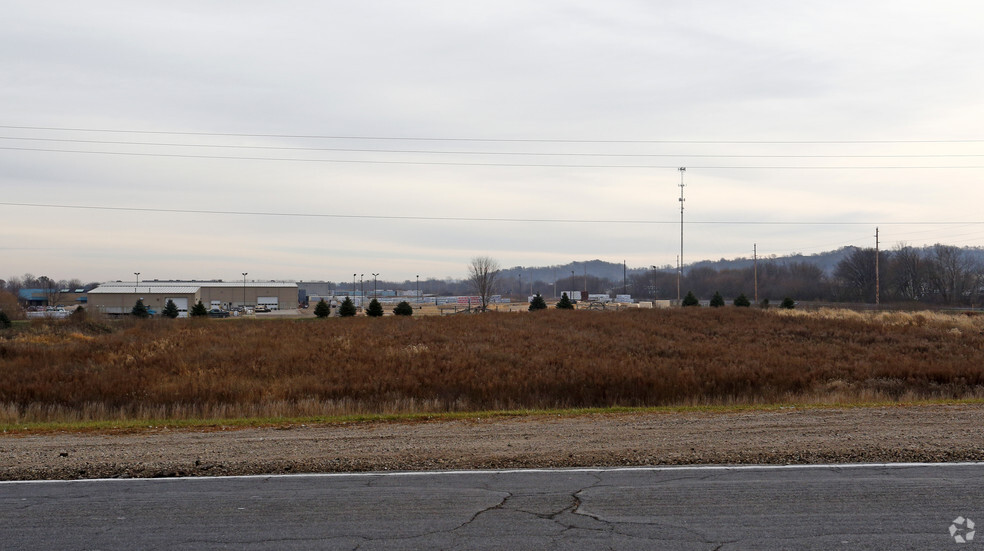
[393,301,413,316]
[556,292,575,309]
[682,291,700,307]
[760,298,770,309]
[710,291,725,307]
[367,298,384,317]
[132,299,150,318]
[733,293,751,307]
[339,297,357,317]
[162,299,179,319]
[529,292,547,311]
[0,310,11,329]
[190,300,209,317]
[314,299,331,318]
[781,297,796,309]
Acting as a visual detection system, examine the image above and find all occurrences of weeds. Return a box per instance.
[1,309,984,424]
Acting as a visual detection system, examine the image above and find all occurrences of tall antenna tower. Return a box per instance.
[678,167,686,301]
[753,243,758,304]
[875,227,880,306]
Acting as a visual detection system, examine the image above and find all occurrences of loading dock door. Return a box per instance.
[257,296,279,310]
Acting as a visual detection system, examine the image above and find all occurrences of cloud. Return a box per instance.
[2,0,984,282]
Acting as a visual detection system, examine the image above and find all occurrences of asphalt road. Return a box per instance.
[1,463,981,550]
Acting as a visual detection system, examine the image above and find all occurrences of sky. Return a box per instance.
[3,1,984,284]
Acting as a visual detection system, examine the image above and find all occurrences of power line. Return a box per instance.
[3,124,984,144]
[4,146,984,169]
[2,201,983,225]
[2,136,983,159]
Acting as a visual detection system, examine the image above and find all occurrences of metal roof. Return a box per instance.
[94,280,297,290]
[88,286,201,295]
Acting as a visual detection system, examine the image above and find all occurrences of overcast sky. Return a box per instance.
[3,1,984,284]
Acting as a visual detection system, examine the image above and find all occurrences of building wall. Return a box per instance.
[89,292,199,315]
[198,286,297,310]
[87,282,298,313]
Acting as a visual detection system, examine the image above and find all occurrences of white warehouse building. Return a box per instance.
[87,280,298,317]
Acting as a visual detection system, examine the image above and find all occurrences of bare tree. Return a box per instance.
[889,243,926,301]
[926,244,979,305]
[834,247,885,302]
[468,256,500,311]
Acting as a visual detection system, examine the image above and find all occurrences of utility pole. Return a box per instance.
[623,260,627,295]
[875,227,880,307]
[678,167,686,301]
[753,244,758,305]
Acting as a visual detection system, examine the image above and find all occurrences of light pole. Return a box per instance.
[651,265,657,300]
[134,272,140,293]
[518,273,522,299]
[39,275,49,307]
[352,274,356,298]
[360,274,364,308]
[571,270,575,301]
[372,273,379,301]
[416,275,420,304]
[242,273,248,308]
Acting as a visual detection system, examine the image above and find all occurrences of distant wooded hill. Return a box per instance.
[504,248,856,282]
[292,244,984,306]
[507,245,984,281]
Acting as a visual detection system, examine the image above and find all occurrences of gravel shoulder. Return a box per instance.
[2,404,983,480]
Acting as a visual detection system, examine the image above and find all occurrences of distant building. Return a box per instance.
[87,280,297,317]
[17,288,87,308]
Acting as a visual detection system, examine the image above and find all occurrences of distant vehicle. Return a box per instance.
[208,309,230,318]
[254,306,271,313]
[26,307,70,320]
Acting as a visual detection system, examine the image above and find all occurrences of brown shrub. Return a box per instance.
[2,309,984,423]
[0,291,24,320]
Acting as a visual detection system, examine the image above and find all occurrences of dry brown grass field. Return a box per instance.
[2,308,984,424]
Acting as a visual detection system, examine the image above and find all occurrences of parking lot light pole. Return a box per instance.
[39,275,49,308]
[242,273,247,309]
[416,275,419,304]
[651,266,657,300]
[134,272,140,293]
[372,273,379,301]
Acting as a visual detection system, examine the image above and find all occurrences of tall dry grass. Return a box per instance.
[2,309,984,424]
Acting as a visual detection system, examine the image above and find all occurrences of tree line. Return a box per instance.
[637,243,983,306]
[5,243,983,311]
